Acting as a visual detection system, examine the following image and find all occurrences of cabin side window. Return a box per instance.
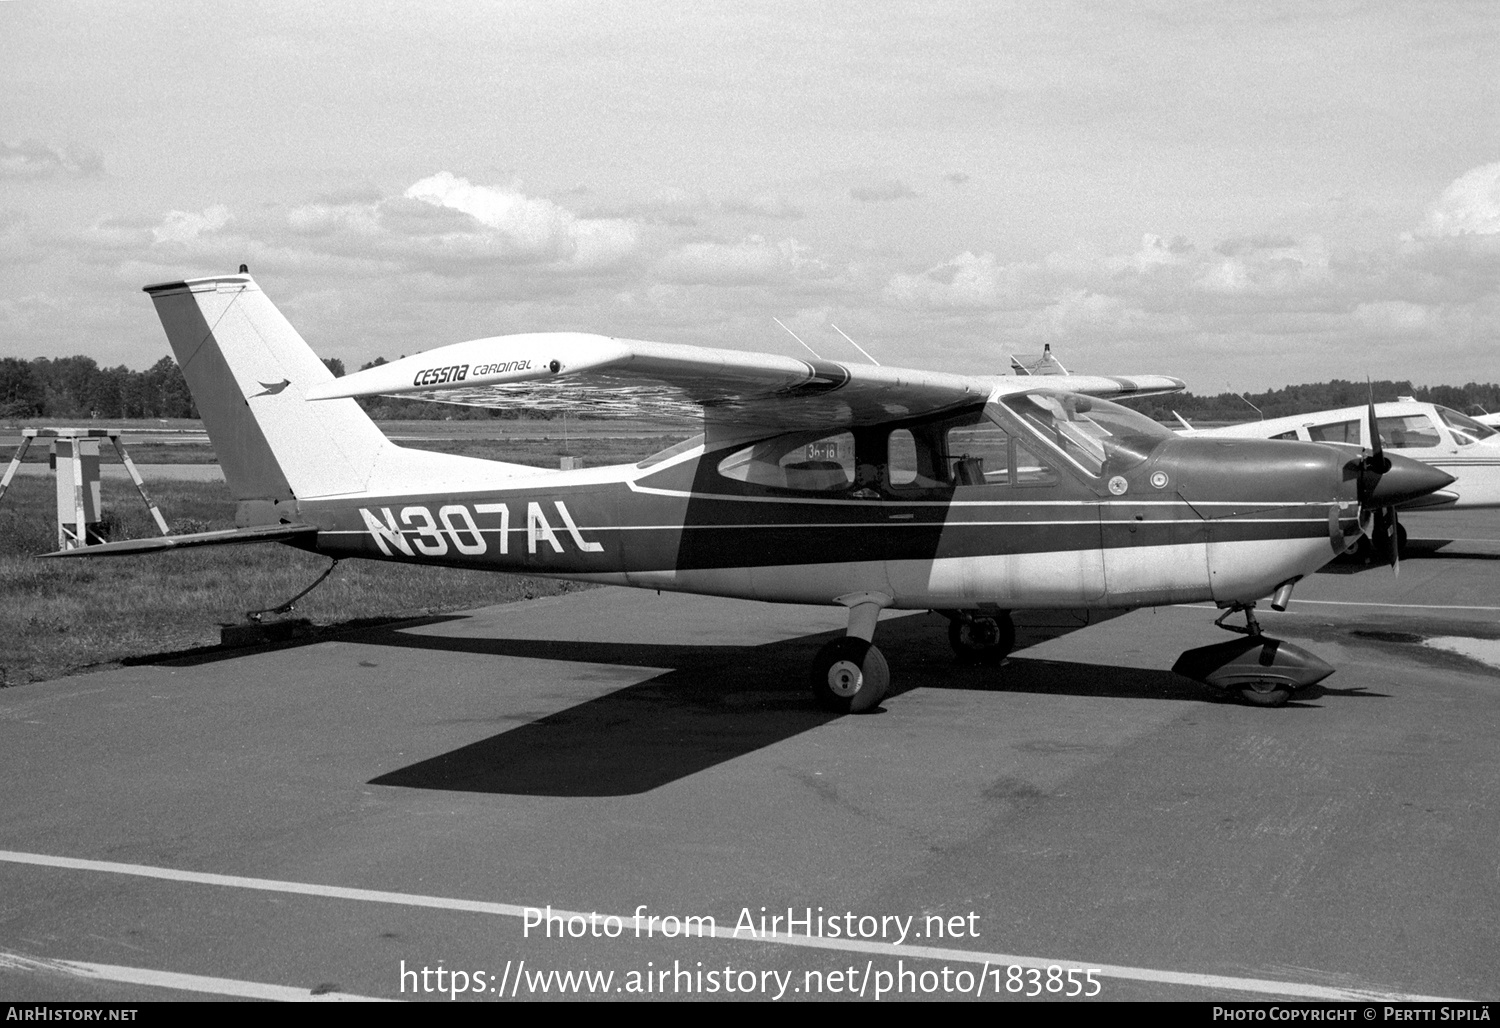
[946,420,1013,485]
[1306,419,1360,444]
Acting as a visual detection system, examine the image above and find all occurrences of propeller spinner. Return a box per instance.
[1351,397,1451,571]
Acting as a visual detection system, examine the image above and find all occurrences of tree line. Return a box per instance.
[4,354,1499,424]
[1126,379,1500,424]
[0,354,519,421]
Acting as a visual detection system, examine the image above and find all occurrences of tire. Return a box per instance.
[948,612,1016,665]
[810,638,890,714]
[1238,679,1292,707]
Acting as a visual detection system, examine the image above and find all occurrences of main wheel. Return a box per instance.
[1238,679,1292,707]
[810,638,890,714]
[948,612,1016,665]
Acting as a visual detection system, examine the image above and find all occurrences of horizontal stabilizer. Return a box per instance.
[39,523,318,559]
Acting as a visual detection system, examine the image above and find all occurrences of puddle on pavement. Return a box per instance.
[1423,637,1500,670]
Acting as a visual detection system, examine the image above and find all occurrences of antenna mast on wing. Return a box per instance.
[830,324,881,366]
[773,317,822,359]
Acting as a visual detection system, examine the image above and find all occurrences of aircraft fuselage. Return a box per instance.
[297,433,1363,613]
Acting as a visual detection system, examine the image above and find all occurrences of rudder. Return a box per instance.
[145,273,391,504]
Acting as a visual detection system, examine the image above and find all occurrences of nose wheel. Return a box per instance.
[1238,677,1292,707]
[810,637,890,713]
[1172,602,1335,708]
[945,611,1016,664]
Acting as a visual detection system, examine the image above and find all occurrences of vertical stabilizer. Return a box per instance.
[144,274,390,501]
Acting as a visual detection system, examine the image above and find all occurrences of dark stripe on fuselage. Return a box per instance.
[299,435,1354,574]
[303,484,1343,575]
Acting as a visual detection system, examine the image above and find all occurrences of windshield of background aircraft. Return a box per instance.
[1436,407,1497,446]
[992,391,1173,474]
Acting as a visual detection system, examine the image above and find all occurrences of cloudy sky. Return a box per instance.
[3,1,1498,391]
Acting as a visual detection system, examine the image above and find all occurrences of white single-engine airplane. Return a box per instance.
[48,272,1452,710]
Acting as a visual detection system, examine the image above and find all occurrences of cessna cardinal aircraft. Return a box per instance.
[49,272,1453,711]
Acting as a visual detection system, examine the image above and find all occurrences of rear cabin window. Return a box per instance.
[888,429,920,486]
[717,432,855,492]
[1306,420,1360,444]
[1270,430,1299,441]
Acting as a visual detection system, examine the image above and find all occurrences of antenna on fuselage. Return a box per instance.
[830,324,881,366]
[773,317,822,360]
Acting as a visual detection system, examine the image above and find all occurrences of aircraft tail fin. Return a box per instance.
[144,273,393,505]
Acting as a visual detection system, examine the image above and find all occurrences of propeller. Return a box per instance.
[1355,393,1400,572]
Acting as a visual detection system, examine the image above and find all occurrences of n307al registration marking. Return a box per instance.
[358,501,602,557]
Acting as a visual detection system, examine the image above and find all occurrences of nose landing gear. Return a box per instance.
[1172,603,1335,707]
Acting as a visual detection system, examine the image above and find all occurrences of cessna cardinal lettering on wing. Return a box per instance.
[48,273,1452,711]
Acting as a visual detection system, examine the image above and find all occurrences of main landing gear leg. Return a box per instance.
[810,593,891,714]
[943,610,1016,665]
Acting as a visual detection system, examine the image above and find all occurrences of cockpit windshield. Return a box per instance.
[1436,407,1497,447]
[991,390,1173,474]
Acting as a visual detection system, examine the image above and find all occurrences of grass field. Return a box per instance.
[0,425,704,687]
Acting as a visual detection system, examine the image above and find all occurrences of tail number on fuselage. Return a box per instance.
[358,501,603,558]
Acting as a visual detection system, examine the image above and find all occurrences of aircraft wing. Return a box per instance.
[307,332,1183,432]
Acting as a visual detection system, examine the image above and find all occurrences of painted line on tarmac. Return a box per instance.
[0,948,388,1001]
[1179,601,1500,612]
[1292,599,1500,612]
[0,849,1465,1003]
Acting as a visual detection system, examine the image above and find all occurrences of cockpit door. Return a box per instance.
[884,408,1108,605]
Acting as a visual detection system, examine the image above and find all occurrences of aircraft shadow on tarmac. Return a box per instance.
[1318,537,1500,575]
[129,609,1362,797]
[354,610,1339,798]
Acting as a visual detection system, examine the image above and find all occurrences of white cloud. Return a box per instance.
[883,251,1039,310]
[279,172,641,272]
[722,193,805,220]
[1353,299,1433,336]
[1193,236,1330,295]
[1025,289,1127,337]
[656,235,822,286]
[0,211,27,264]
[1121,233,1194,273]
[0,140,103,179]
[151,205,231,244]
[405,172,569,251]
[1414,162,1500,237]
[850,180,918,203]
